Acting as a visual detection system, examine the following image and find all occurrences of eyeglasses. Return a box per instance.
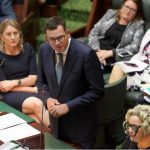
[123,122,141,133]
[2,31,20,38]
[123,5,137,13]
[47,33,66,43]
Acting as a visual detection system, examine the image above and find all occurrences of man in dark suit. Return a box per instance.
[36,16,104,149]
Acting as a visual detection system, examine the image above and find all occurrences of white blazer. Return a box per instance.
[130,29,150,85]
[131,29,150,61]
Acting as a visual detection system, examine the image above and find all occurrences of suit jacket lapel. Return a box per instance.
[47,50,60,97]
[58,44,76,94]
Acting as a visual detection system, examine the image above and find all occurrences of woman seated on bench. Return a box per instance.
[0,18,49,127]
[109,29,150,91]
[88,0,144,73]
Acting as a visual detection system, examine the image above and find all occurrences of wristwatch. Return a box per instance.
[18,79,22,86]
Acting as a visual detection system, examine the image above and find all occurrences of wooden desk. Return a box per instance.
[0,102,46,149]
[0,102,34,123]
[0,102,75,149]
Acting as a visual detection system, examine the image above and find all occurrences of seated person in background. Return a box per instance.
[0,0,17,23]
[109,29,150,91]
[0,19,49,127]
[88,0,144,73]
[122,104,150,149]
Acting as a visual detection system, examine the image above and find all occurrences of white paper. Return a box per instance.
[0,113,26,130]
[115,60,148,73]
[144,96,150,103]
[0,123,40,142]
[0,141,18,150]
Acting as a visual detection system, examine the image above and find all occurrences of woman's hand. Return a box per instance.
[96,50,113,65]
[96,50,113,60]
[0,80,17,93]
[100,59,107,66]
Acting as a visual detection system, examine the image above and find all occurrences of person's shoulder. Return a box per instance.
[23,42,35,54]
[38,42,52,56]
[133,18,144,25]
[104,9,117,16]
[70,38,97,59]
[100,9,117,21]
[23,42,33,49]
[71,38,92,52]
[39,42,50,49]
[107,9,117,13]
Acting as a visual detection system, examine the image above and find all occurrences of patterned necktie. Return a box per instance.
[55,53,63,84]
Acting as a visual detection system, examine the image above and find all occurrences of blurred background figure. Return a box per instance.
[0,0,17,23]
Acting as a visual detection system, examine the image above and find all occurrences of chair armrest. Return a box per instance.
[125,91,143,106]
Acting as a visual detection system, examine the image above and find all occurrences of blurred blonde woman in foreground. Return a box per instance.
[122,104,150,149]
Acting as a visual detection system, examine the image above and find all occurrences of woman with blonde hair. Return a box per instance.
[122,104,150,149]
[0,18,49,127]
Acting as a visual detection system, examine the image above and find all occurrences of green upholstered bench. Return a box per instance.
[44,132,75,149]
[103,73,143,107]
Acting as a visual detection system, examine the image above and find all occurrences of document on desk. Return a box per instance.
[0,113,26,130]
[114,60,148,73]
[0,123,41,142]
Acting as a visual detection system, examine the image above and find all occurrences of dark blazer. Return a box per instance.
[0,0,16,22]
[37,38,104,148]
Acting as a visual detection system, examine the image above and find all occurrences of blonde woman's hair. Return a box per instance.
[124,104,150,136]
[0,19,23,52]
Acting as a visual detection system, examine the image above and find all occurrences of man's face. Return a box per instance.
[46,25,70,53]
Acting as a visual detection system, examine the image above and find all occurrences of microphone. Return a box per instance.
[0,58,5,67]
[39,84,46,149]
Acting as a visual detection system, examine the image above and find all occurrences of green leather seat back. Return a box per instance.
[95,76,127,148]
[112,0,123,9]
[142,0,150,31]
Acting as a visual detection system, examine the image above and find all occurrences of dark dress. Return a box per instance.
[0,43,37,111]
[100,21,127,73]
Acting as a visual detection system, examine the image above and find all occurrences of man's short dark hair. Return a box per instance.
[45,16,66,32]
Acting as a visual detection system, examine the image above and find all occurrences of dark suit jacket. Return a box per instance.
[37,38,104,148]
[0,0,16,22]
